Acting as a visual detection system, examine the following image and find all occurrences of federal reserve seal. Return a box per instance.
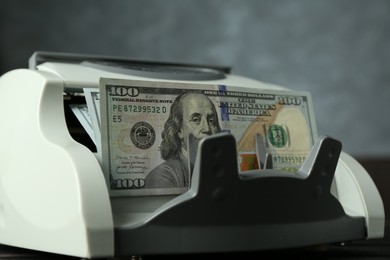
[130,121,156,149]
[268,124,288,148]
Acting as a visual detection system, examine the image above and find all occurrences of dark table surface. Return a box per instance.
[1,238,390,260]
[1,158,389,259]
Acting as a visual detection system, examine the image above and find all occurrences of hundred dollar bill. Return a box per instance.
[84,88,102,163]
[69,104,96,145]
[100,78,317,196]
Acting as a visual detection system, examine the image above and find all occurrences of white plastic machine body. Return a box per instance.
[0,52,385,258]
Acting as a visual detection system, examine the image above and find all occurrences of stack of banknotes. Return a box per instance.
[71,78,317,196]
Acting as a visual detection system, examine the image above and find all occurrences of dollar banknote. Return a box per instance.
[69,104,96,145]
[100,78,318,196]
[84,88,102,163]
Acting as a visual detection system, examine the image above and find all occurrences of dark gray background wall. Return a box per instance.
[1,0,389,158]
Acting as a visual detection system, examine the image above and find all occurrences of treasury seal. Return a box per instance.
[130,121,156,149]
[268,124,288,148]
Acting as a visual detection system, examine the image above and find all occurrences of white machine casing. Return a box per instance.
[0,52,385,258]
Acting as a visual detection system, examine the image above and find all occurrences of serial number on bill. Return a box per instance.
[112,105,167,113]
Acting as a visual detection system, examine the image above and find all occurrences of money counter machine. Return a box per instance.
[0,52,385,258]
